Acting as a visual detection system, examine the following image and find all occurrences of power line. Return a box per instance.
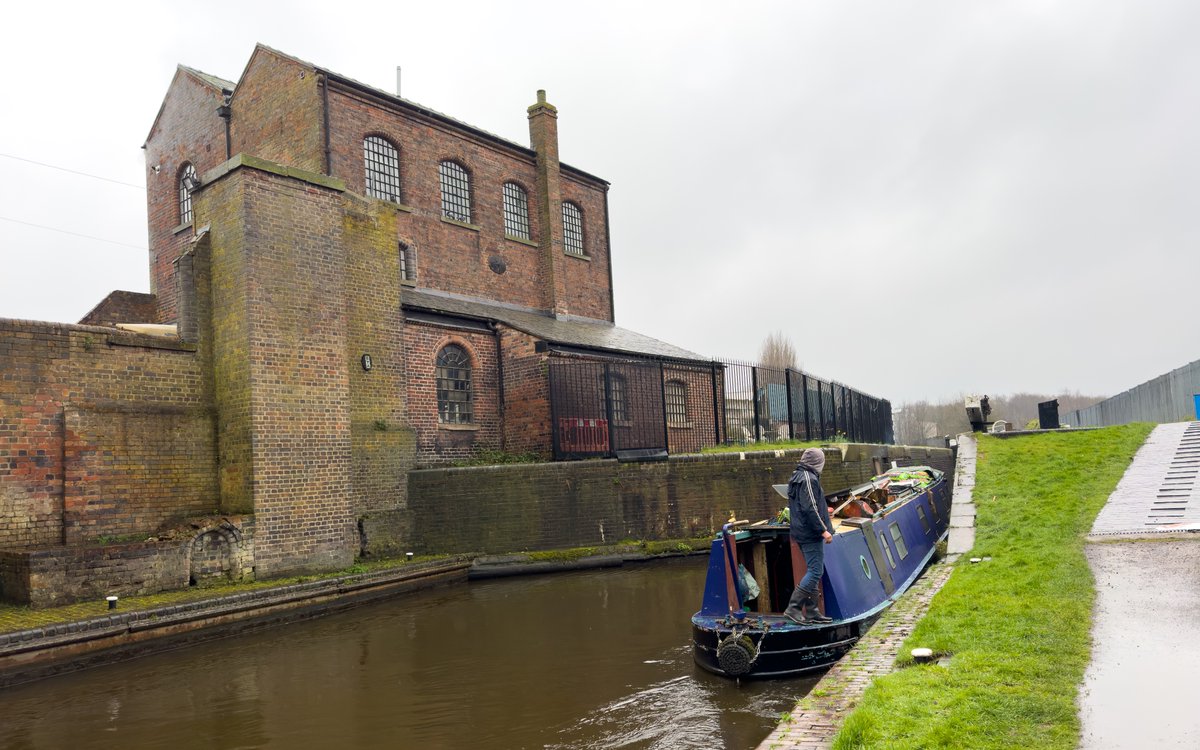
[0,152,145,190]
[0,215,146,251]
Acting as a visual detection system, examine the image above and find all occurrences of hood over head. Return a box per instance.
[798,447,826,475]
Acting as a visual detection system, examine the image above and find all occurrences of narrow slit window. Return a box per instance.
[889,524,909,560]
[364,136,401,202]
[439,160,472,223]
[399,242,416,283]
[562,201,584,256]
[917,505,931,534]
[503,182,531,240]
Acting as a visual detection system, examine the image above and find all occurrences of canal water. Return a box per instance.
[0,556,816,749]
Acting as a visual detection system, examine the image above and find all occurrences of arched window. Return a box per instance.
[665,380,688,425]
[364,136,401,202]
[439,160,472,223]
[178,163,197,225]
[562,201,585,256]
[436,344,473,424]
[609,374,628,423]
[502,182,531,240]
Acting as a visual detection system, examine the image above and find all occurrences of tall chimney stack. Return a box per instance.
[528,90,566,315]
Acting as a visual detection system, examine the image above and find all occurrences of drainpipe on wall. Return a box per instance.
[489,322,506,450]
[218,90,233,160]
[319,74,332,175]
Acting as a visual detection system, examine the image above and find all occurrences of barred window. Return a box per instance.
[436,345,473,424]
[665,380,688,425]
[399,242,416,283]
[364,136,401,202]
[502,182,531,240]
[609,374,628,423]
[179,163,197,225]
[562,201,585,256]
[439,160,472,223]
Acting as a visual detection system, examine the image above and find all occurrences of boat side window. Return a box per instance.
[890,524,909,560]
[860,555,872,579]
[917,505,931,534]
[879,532,896,568]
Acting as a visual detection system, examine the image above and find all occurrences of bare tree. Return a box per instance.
[758,331,800,372]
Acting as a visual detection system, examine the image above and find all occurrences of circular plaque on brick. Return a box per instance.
[488,255,507,274]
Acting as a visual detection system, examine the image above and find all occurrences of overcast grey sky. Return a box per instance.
[1,0,1196,404]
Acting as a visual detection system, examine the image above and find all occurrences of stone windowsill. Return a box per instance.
[172,221,193,236]
[668,422,693,430]
[564,251,590,262]
[505,234,538,248]
[438,422,480,432]
[384,200,415,213]
[440,216,481,232]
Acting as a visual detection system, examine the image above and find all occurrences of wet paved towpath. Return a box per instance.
[0,557,815,749]
[1080,422,1200,749]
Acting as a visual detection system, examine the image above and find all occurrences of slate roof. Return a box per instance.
[402,289,707,363]
[180,65,235,92]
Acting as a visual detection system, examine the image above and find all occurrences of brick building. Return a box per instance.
[0,44,721,601]
[133,44,716,466]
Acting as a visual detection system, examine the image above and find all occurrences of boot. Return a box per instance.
[803,595,833,624]
[784,587,816,624]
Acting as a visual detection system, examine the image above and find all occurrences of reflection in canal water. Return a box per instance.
[0,557,816,749]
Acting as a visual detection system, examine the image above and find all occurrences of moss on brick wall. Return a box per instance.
[405,444,954,555]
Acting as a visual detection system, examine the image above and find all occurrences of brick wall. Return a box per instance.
[402,319,502,465]
[499,327,552,457]
[78,291,158,327]
[343,194,418,553]
[0,516,253,608]
[229,47,324,175]
[201,161,357,576]
[405,444,955,555]
[325,81,613,321]
[144,68,230,325]
[0,320,215,548]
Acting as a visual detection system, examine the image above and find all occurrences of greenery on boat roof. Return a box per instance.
[830,423,1154,750]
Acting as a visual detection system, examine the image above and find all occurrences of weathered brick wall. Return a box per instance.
[405,445,954,555]
[342,194,418,553]
[0,516,253,608]
[78,291,158,327]
[0,320,215,548]
[144,68,230,325]
[402,319,502,465]
[200,161,359,576]
[499,327,552,457]
[326,81,613,321]
[229,47,324,175]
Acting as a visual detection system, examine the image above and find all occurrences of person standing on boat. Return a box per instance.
[784,448,834,625]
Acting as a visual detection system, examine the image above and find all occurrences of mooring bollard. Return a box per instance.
[911,647,933,664]
[106,596,119,610]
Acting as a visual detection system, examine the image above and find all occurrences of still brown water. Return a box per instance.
[0,557,816,749]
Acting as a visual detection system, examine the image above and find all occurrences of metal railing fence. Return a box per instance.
[1063,358,1200,427]
[548,356,892,460]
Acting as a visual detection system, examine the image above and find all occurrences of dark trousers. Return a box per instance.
[796,540,825,593]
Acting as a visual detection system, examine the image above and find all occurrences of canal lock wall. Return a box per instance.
[404,443,954,556]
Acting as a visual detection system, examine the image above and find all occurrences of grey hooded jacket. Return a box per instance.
[788,449,833,544]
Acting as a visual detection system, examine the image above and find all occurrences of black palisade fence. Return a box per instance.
[548,356,892,461]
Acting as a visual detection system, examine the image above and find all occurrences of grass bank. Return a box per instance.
[831,423,1153,750]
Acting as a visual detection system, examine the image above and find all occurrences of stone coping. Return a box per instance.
[0,557,469,657]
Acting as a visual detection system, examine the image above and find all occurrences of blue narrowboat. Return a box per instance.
[691,466,951,678]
